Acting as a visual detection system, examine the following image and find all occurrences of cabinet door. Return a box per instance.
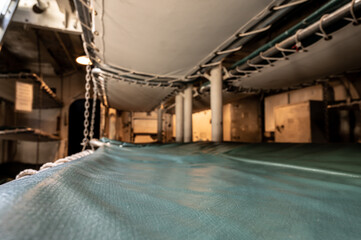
[274,102,311,143]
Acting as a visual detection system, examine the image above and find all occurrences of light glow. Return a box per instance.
[76,55,92,65]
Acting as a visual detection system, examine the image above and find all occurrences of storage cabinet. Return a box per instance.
[274,101,326,143]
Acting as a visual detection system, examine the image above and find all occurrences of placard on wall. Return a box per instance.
[15,81,33,112]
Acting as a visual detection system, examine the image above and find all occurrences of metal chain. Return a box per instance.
[81,65,92,150]
[323,82,330,142]
[89,72,98,141]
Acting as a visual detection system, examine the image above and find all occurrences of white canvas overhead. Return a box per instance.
[106,79,176,112]
[91,0,274,79]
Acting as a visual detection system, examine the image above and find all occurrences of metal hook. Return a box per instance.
[247,60,268,71]
[235,67,257,77]
[79,0,93,12]
[294,29,308,51]
[275,43,297,54]
[260,51,289,66]
[344,0,361,25]
[185,73,203,79]
[200,61,222,69]
[80,21,92,32]
[272,0,309,11]
[226,72,241,79]
[145,75,159,82]
[216,46,243,55]
[238,25,272,38]
[315,14,332,40]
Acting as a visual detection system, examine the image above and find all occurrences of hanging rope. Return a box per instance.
[15,150,94,180]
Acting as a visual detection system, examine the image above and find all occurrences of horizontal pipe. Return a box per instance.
[233,0,361,73]
[231,0,351,69]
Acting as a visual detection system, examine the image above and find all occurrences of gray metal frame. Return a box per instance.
[0,0,19,50]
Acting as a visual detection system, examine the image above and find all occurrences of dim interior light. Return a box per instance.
[76,55,92,65]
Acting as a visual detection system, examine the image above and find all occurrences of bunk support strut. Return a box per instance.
[184,84,193,143]
[210,64,223,142]
[157,106,163,142]
[175,93,184,143]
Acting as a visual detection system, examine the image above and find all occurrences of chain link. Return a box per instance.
[89,72,98,141]
[81,65,92,150]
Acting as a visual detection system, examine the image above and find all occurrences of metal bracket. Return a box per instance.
[12,0,81,34]
[0,0,19,50]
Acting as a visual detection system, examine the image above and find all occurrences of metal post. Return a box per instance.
[34,0,48,13]
[184,84,193,143]
[157,106,163,142]
[175,94,184,142]
[210,64,223,142]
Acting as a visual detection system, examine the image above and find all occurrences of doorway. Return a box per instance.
[68,99,100,155]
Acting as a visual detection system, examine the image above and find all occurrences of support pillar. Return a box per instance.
[157,106,163,142]
[210,64,223,142]
[184,84,193,143]
[175,94,184,142]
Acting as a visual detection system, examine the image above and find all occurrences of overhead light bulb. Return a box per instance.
[76,55,92,65]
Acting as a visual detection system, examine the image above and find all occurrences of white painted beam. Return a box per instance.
[157,107,163,142]
[183,85,193,143]
[175,93,184,142]
[210,64,223,142]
